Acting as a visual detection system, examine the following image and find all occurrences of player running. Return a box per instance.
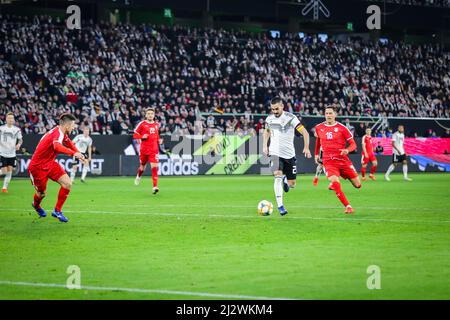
[263,97,311,216]
[314,106,361,214]
[133,108,160,194]
[0,112,23,193]
[29,113,86,222]
[70,127,93,183]
[361,128,378,181]
[312,129,324,186]
[385,125,412,181]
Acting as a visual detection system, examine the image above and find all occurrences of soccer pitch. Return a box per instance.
[0,174,449,300]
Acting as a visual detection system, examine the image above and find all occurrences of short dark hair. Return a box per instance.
[146,107,155,113]
[325,105,337,113]
[59,113,77,124]
[270,96,283,105]
[6,112,14,117]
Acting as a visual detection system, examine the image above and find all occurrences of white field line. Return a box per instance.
[112,203,449,212]
[0,280,297,300]
[5,208,450,225]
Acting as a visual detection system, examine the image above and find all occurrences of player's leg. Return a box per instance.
[70,162,78,182]
[150,160,159,194]
[29,169,48,217]
[361,156,368,181]
[402,157,412,181]
[325,162,352,213]
[361,163,367,181]
[135,154,148,185]
[369,159,378,180]
[282,157,297,192]
[81,157,89,182]
[2,165,13,192]
[385,155,397,181]
[49,162,72,222]
[270,156,287,215]
[313,163,322,186]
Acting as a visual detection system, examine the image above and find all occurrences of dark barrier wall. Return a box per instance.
[12,153,446,178]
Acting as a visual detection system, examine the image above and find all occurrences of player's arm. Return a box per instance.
[53,141,78,157]
[391,138,402,155]
[340,138,357,155]
[295,124,311,158]
[133,123,148,140]
[65,137,79,153]
[362,138,368,157]
[16,138,23,151]
[262,127,270,156]
[88,145,92,162]
[314,130,321,164]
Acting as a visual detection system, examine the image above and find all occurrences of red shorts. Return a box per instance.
[324,159,359,180]
[361,153,377,165]
[29,161,66,193]
[140,153,159,165]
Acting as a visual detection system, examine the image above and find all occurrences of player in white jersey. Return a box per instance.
[70,127,93,183]
[262,97,311,215]
[0,112,23,193]
[385,125,412,181]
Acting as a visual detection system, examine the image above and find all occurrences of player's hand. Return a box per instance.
[142,134,149,140]
[340,149,349,155]
[314,155,320,165]
[74,152,85,160]
[15,144,20,151]
[364,152,368,158]
[263,146,269,156]
[303,148,312,158]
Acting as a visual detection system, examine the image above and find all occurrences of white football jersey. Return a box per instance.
[0,125,22,158]
[73,134,93,153]
[392,131,405,155]
[265,111,301,159]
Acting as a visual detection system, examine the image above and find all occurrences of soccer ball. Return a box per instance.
[257,200,273,216]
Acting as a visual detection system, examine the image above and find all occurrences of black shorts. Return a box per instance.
[72,153,88,166]
[270,155,297,180]
[392,154,407,163]
[0,156,17,168]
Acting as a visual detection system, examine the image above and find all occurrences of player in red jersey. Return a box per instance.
[133,108,160,194]
[29,114,86,222]
[361,128,378,181]
[314,106,362,214]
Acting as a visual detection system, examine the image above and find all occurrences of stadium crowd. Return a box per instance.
[0,14,449,137]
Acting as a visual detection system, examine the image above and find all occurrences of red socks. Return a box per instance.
[33,193,44,209]
[331,181,350,207]
[55,187,71,212]
[151,166,158,187]
[361,167,366,178]
[370,165,377,175]
[137,168,144,177]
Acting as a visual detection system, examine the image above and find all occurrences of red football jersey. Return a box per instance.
[30,126,77,170]
[134,121,160,155]
[363,135,374,155]
[315,121,354,162]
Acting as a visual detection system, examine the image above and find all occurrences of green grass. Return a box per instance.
[0,173,449,300]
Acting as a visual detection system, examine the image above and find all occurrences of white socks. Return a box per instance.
[81,167,88,180]
[70,170,76,182]
[3,172,11,189]
[315,165,322,177]
[274,176,283,208]
[403,164,408,179]
[386,164,395,177]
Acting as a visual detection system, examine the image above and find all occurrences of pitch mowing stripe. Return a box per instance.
[9,208,450,224]
[0,280,296,300]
